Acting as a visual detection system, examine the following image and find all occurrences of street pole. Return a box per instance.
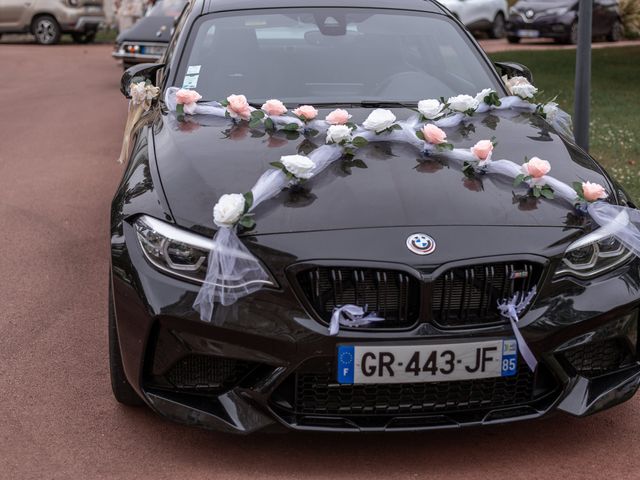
[574,0,593,151]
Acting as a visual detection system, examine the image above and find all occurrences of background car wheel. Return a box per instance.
[489,13,506,39]
[606,20,623,42]
[32,15,61,45]
[507,36,521,43]
[71,31,97,44]
[109,280,144,406]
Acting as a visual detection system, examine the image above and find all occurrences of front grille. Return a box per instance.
[271,358,557,422]
[432,262,541,328]
[294,261,542,330]
[293,368,536,416]
[296,267,420,329]
[563,339,634,378]
[162,355,256,393]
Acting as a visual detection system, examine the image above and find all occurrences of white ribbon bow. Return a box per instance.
[497,287,538,372]
[329,305,385,336]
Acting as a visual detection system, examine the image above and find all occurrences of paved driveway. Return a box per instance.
[0,44,638,480]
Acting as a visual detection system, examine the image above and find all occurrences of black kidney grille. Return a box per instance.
[297,267,420,329]
[291,364,538,416]
[432,262,541,328]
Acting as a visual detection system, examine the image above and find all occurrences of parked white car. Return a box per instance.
[437,0,508,38]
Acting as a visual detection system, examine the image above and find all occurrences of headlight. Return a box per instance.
[545,6,569,15]
[556,229,634,279]
[66,0,80,6]
[134,215,277,288]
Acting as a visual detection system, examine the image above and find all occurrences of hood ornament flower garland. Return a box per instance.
[159,78,639,366]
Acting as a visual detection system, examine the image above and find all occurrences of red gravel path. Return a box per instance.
[0,44,638,480]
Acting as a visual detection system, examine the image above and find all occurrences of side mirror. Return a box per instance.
[120,63,165,98]
[494,61,534,84]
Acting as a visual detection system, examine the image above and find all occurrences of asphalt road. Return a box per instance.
[1,44,639,480]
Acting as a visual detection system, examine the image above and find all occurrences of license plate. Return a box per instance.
[143,46,166,56]
[337,340,517,384]
[517,29,539,38]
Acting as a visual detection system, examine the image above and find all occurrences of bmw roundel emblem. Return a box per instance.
[406,233,436,256]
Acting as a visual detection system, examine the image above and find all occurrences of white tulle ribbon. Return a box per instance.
[329,305,385,336]
[498,287,538,371]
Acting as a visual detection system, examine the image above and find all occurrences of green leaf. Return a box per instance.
[306,128,319,137]
[284,123,299,131]
[540,187,555,199]
[415,130,425,140]
[346,122,358,130]
[572,181,584,194]
[269,161,284,170]
[243,191,254,213]
[219,99,229,107]
[532,186,541,198]
[251,109,265,119]
[513,174,526,187]
[391,123,402,131]
[249,117,262,129]
[176,103,184,121]
[238,215,256,230]
[437,143,454,151]
[264,118,274,130]
[352,136,368,148]
[353,159,368,169]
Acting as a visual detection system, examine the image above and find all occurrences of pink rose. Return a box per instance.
[261,99,287,116]
[522,157,551,178]
[422,124,447,145]
[471,139,494,162]
[582,181,608,202]
[325,109,351,125]
[175,89,202,115]
[226,94,252,121]
[293,105,318,121]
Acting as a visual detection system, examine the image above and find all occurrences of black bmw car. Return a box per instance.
[506,0,622,44]
[110,0,640,433]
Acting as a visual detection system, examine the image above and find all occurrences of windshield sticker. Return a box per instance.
[186,65,201,75]
[182,74,199,89]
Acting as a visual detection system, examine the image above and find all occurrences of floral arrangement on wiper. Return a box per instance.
[124,76,640,368]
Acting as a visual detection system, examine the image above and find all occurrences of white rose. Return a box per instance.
[506,76,538,99]
[281,154,315,179]
[326,125,353,144]
[475,88,494,105]
[213,193,246,228]
[542,101,559,121]
[129,82,148,105]
[362,108,397,133]
[417,99,445,119]
[447,94,479,113]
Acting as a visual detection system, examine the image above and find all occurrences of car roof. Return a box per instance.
[203,0,447,15]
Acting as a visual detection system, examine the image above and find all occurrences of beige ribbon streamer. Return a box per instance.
[117,82,159,164]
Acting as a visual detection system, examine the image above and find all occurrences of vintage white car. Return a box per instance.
[437,0,509,37]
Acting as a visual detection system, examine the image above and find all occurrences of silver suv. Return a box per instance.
[0,0,105,45]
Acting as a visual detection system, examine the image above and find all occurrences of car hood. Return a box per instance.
[152,108,610,235]
[116,16,173,43]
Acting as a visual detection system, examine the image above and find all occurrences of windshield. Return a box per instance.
[147,0,186,18]
[175,8,501,104]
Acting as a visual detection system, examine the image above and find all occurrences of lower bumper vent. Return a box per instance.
[162,355,257,393]
[563,339,634,378]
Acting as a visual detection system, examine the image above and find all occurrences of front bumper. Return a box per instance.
[111,221,640,433]
[506,12,575,39]
[112,42,167,65]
